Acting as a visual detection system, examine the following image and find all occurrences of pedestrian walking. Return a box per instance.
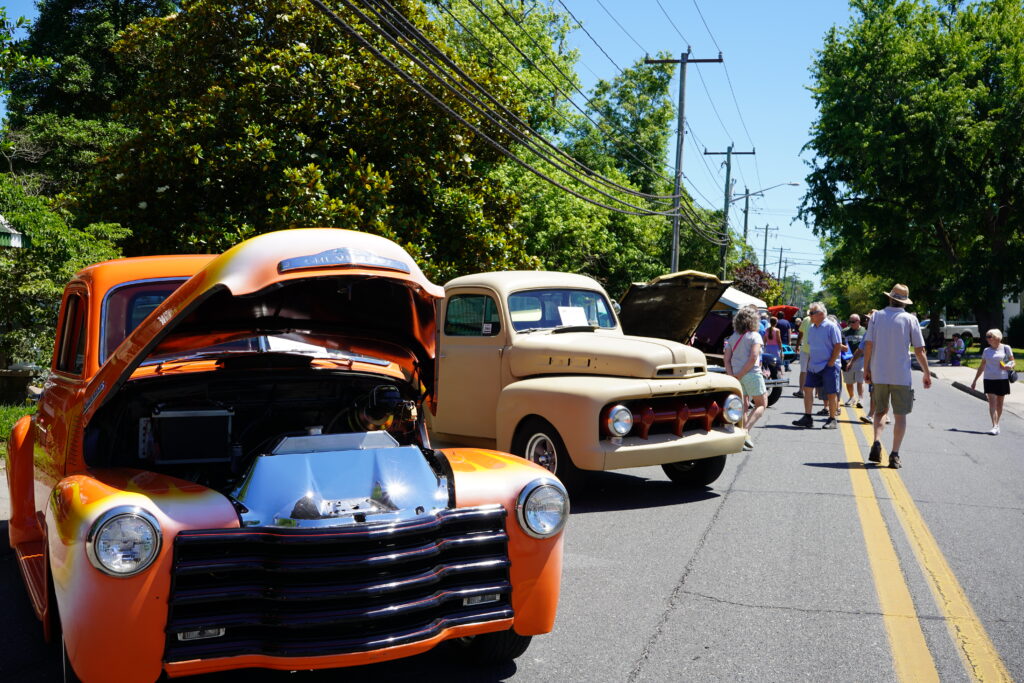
[764,316,783,368]
[842,313,867,408]
[969,329,1015,435]
[862,284,931,469]
[776,314,793,371]
[792,302,843,429]
[794,314,811,398]
[725,306,767,450]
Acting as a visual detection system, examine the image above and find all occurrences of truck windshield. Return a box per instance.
[508,289,617,332]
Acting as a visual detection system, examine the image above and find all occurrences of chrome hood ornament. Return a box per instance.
[230,432,450,528]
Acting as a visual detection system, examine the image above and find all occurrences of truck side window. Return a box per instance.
[445,294,501,336]
[56,292,87,375]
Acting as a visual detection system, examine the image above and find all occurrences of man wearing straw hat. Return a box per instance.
[862,284,932,469]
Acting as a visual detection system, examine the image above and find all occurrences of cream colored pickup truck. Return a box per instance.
[428,271,747,487]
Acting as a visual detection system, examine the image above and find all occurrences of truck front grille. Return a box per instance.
[165,505,511,662]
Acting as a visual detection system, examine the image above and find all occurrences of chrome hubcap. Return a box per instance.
[523,433,557,472]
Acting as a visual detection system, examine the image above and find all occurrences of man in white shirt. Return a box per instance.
[862,284,932,469]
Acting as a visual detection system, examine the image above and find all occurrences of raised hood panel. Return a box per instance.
[618,270,731,344]
[82,229,444,425]
[507,331,706,379]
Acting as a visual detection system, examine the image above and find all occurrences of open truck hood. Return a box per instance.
[617,270,731,344]
[82,229,444,425]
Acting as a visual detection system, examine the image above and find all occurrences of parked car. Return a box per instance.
[4,229,568,683]
[428,270,747,489]
[647,274,790,409]
[920,319,980,349]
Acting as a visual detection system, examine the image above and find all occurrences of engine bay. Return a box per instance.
[84,367,430,494]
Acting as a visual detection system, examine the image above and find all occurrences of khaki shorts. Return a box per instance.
[872,384,914,416]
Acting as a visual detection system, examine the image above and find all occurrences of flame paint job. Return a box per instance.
[6,229,566,682]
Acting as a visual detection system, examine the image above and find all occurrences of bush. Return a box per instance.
[1008,313,1024,347]
[0,402,36,446]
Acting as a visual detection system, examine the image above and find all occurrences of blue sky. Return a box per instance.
[1,0,855,288]
[562,1,857,289]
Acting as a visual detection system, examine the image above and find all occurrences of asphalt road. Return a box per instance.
[3,370,1022,682]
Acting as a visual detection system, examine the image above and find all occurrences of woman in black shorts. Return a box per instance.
[970,328,1015,435]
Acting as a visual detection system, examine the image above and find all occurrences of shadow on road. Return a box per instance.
[568,471,719,514]
[947,428,992,435]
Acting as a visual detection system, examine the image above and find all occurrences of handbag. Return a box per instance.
[1003,345,1018,383]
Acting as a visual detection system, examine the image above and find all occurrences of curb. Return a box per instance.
[951,381,987,400]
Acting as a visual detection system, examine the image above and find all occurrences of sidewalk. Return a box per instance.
[928,363,1024,421]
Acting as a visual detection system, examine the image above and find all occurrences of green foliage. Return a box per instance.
[4,0,177,122]
[731,261,782,305]
[0,175,127,367]
[0,402,36,445]
[803,0,1024,332]
[71,0,534,281]
[430,0,581,135]
[820,265,889,318]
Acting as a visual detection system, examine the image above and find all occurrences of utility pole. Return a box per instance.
[777,246,784,279]
[782,259,789,299]
[705,144,755,279]
[755,224,777,270]
[742,187,751,247]
[645,50,723,272]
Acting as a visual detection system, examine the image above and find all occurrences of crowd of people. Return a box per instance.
[722,283,1016,468]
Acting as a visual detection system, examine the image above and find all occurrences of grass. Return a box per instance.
[0,402,37,463]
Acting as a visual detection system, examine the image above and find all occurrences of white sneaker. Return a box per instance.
[989,425,1000,435]
[844,398,853,406]
[743,437,754,450]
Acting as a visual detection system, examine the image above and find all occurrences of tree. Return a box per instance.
[1,0,174,196]
[71,0,534,281]
[731,261,782,305]
[802,0,1024,333]
[0,174,127,368]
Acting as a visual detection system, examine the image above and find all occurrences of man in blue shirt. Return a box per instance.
[776,316,793,371]
[792,302,843,429]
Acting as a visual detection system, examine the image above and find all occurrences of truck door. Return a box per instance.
[433,291,504,439]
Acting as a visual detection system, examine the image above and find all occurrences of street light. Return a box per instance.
[722,182,799,278]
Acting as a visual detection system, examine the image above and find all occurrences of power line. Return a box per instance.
[595,0,647,54]
[656,0,691,47]
[556,0,624,74]
[362,0,683,213]
[307,0,681,217]
[460,0,684,195]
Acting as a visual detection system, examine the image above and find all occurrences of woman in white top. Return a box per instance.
[970,328,1015,435]
[724,305,766,451]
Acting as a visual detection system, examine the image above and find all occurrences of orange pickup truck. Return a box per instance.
[4,229,567,682]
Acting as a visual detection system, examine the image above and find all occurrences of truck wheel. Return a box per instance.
[661,454,726,488]
[960,332,974,349]
[512,417,573,481]
[767,364,782,407]
[456,629,533,663]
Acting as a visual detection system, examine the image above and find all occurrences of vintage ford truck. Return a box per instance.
[5,229,568,683]
[428,270,747,488]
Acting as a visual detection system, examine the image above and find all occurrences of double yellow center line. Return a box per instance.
[838,407,1011,682]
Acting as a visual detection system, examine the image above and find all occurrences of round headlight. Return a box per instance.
[86,507,161,576]
[723,394,744,424]
[516,479,569,539]
[605,404,633,436]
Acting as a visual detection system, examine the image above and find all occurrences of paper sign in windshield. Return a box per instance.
[557,306,589,327]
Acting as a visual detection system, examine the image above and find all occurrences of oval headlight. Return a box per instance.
[605,404,633,436]
[723,394,744,424]
[516,479,569,539]
[86,507,161,577]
